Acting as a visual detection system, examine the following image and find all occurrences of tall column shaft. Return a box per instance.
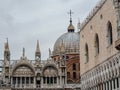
[21,77,22,88]
[16,77,18,88]
[34,77,36,88]
[109,81,111,90]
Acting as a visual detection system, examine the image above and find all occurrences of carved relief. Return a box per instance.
[13,66,34,76]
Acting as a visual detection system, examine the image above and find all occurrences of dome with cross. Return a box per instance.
[53,11,79,56]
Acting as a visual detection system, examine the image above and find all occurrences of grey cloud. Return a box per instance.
[0,0,99,60]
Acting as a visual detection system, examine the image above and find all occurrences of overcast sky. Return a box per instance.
[0,0,99,60]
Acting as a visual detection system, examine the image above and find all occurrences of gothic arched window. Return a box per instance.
[73,72,76,79]
[85,43,89,63]
[67,72,70,78]
[107,21,113,46]
[95,34,99,56]
[73,63,76,70]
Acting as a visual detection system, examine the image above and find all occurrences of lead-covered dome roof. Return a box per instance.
[53,18,79,56]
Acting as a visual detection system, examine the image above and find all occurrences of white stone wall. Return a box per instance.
[80,0,118,76]
[80,0,120,90]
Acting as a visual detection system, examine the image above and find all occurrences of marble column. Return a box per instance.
[94,86,96,90]
[34,77,36,88]
[119,77,120,89]
[21,77,22,88]
[25,77,26,87]
[52,77,53,84]
[29,77,30,87]
[115,78,117,89]
[102,83,104,90]
[60,76,62,86]
[101,84,103,90]
[45,77,46,85]
[30,77,31,86]
[41,77,43,87]
[57,77,59,86]
[111,79,113,89]
[46,77,47,85]
[49,76,50,84]
[109,81,111,90]
[11,77,13,87]
[104,83,106,90]
[106,82,107,90]
[115,78,119,89]
[95,86,97,90]
[117,77,119,89]
[16,77,18,88]
[106,81,108,90]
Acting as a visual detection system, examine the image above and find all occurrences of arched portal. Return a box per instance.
[12,64,35,88]
[42,65,58,85]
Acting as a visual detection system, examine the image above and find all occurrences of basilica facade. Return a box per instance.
[0,40,67,90]
[0,16,80,89]
[79,0,120,90]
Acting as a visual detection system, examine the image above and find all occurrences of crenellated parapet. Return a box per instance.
[80,0,107,30]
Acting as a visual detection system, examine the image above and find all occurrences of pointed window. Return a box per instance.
[95,34,99,56]
[67,72,70,78]
[73,72,76,79]
[85,43,89,63]
[107,21,113,46]
[73,63,76,70]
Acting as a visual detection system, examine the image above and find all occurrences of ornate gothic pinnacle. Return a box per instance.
[5,38,9,51]
[23,47,25,57]
[36,40,40,53]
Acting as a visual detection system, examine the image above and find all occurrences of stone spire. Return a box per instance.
[4,38,9,51]
[22,47,25,57]
[35,40,41,59]
[36,40,40,52]
[4,38,10,81]
[67,10,75,32]
[49,48,52,58]
[21,47,27,60]
[4,38,10,61]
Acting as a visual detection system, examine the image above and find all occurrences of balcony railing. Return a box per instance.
[11,84,35,89]
[41,84,60,88]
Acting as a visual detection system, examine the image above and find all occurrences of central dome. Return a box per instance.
[53,17,80,56]
[53,32,79,55]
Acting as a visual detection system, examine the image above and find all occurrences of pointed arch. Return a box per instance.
[107,21,113,46]
[94,33,99,56]
[73,72,76,79]
[67,72,70,78]
[85,43,89,63]
[72,63,76,70]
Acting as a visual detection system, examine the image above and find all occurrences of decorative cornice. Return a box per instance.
[80,0,107,31]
